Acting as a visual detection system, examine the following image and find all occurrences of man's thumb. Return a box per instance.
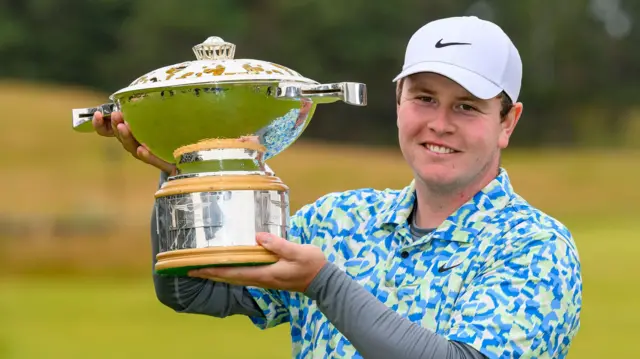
[256,233,296,258]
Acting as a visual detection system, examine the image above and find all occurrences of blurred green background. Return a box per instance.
[1,1,638,358]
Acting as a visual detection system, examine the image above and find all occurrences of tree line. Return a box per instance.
[1,0,637,148]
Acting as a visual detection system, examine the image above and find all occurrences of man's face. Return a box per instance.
[396,72,522,192]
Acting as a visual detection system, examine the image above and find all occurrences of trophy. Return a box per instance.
[71,36,367,276]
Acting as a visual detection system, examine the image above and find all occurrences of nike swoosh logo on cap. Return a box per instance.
[435,39,472,48]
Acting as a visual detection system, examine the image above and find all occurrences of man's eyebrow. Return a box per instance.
[407,85,481,102]
[405,80,486,102]
[456,95,482,103]
[406,84,437,94]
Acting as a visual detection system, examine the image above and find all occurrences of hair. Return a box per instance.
[395,77,514,121]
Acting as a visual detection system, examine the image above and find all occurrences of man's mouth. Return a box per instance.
[422,142,459,154]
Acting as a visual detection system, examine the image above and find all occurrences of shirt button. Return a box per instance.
[401,251,410,258]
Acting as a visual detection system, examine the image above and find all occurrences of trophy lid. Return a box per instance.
[111,36,318,99]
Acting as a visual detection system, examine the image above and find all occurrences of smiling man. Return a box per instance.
[93,16,582,359]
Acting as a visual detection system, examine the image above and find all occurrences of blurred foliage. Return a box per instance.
[1,0,639,148]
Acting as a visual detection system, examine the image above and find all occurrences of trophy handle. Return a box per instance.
[275,82,367,106]
[71,102,117,132]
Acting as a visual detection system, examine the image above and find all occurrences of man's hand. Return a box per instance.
[188,233,328,293]
[92,111,177,175]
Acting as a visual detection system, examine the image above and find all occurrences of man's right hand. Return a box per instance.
[93,111,177,175]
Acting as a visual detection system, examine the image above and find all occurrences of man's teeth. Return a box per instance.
[426,144,455,154]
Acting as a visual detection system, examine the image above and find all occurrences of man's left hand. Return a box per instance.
[188,233,328,293]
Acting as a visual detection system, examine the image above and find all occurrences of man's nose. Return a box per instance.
[427,108,455,135]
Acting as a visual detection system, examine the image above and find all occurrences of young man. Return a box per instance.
[93,16,582,359]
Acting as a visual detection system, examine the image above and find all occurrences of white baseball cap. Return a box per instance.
[393,16,522,102]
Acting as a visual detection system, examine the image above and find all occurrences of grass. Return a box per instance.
[0,277,292,359]
[3,217,638,359]
[1,80,638,357]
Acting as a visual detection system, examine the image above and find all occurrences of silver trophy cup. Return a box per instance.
[71,36,367,275]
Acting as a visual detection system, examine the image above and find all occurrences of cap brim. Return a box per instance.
[392,62,502,100]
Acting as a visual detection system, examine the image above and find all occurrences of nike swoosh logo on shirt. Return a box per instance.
[438,262,462,273]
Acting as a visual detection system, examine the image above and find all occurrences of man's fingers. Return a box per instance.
[117,122,140,154]
[136,145,176,175]
[256,233,298,260]
[111,111,124,126]
[92,112,114,137]
[110,111,124,138]
[91,111,176,174]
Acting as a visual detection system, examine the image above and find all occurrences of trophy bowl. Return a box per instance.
[71,36,367,276]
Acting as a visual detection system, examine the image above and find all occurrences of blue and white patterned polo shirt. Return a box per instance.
[246,168,582,358]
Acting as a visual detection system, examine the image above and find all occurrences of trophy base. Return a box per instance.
[153,139,291,276]
[155,246,278,276]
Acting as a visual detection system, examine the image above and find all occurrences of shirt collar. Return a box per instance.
[379,168,516,243]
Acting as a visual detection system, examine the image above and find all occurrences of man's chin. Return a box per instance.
[415,171,462,192]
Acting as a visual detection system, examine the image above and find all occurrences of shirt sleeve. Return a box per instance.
[444,231,582,359]
[305,262,487,359]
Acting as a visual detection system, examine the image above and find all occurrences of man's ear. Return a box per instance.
[498,102,523,149]
[395,79,404,126]
[396,78,405,105]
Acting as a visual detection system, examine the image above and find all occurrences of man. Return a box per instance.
[93,16,582,359]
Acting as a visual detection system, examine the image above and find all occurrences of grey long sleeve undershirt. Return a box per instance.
[151,172,485,359]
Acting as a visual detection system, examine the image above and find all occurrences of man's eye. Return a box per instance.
[417,96,434,103]
[459,104,477,112]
